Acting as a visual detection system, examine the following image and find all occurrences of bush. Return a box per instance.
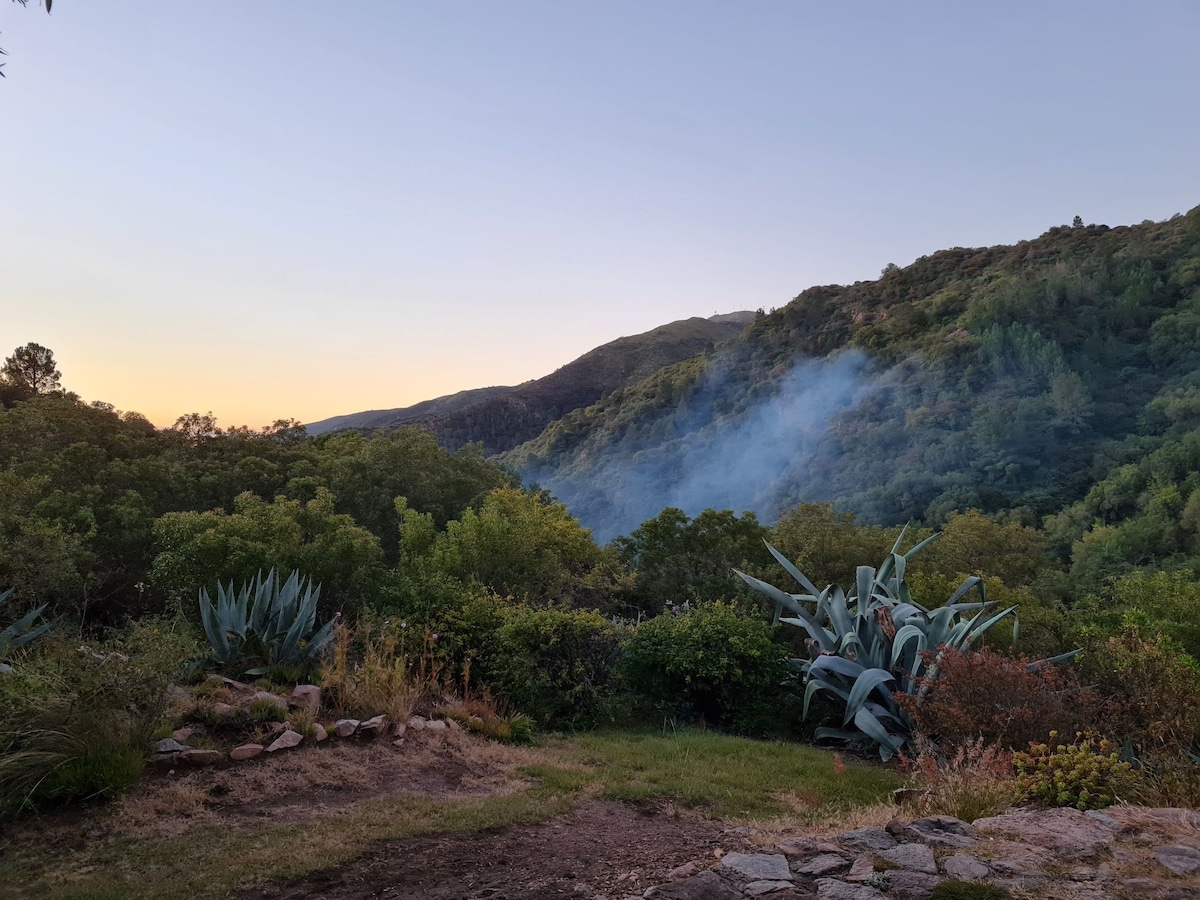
[898,647,1096,751]
[900,736,1019,822]
[1014,732,1142,810]
[0,618,191,818]
[623,602,790,736]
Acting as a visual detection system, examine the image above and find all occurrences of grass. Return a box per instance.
[0,726,900,899]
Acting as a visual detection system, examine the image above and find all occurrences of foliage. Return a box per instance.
[900,735,1020,822]
[735,531,1050,758]
[612,506,773,616]
[622,602,790,735]
[321,616,436,724]
[930,882,1010,900]
[0,618,191,819]
[1014,732,1140,810]
[0,342,61,395]
[0,587,51,668]
[438,695,536,744]
[897,647,1096,751]
[197,569,336,676]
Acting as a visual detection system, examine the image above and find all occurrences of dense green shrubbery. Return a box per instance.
[0,619,192,818]
[622,602,790,736]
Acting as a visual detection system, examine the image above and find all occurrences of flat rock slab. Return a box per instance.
[720,853,791,882]
[230,743,264,761]
[744,880,795,896]
[1154,845,1200,876]
[941,854,990,880]
[179,748,224,766]
[792,853,849,876]
[643,870,744,899]
[815,879,886,900]
[251,690,289,710]
[878,843,936,874]
[901,816,976,848]
[266,730,303,752]
[839,827,896,852]
[335,718,359,737]
[974,807,1119,860]
[883,869,942,899]
[778,836,843,857]
[844,855,875,882]
[153,738,190,754]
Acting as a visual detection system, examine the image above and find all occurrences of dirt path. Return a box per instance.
[235,800,743,900]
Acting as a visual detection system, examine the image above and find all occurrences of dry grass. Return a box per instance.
[899,736,1021,822]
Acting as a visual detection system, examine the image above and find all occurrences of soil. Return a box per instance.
[233,800,745,900]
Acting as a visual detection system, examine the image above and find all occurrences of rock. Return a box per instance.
[335,718,360,737]
[358,714,387,736]
[290,684,321,712]
[211,702,237,720]
[171,727,196,743]
[839,826,897,852]
[267,721,289,737]
[310,722,326,741]
[1154,845,1200,876]
[392,739,406,748]
[974,807,1118,860]
[792,853,849,876]
[666,862,700,880]
[815,879,886,899]
[446,717,462,730]
[266,730,303,752]
[179,749,224,766]
[426,719,448,732]
[643,870,743,899]
[153,738,189,754]
[778,836,843,857]
[392,722,407,739]
[844,855,876,882]
[902,816,976,848]
[991,874,1049,892]
[251,690,289,711]
[1121,877,1199,900]
[408,715,428,730]
[744,881,794,896]
[878,844,936,874]
[149,753,180,764]
[892,788,926,806]
[719,853,791,882]
[941,854,990,880]
[230,743,264,761]
[218,676,252,691]
[882,869,942,899]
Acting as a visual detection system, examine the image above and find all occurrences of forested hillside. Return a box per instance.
[506,209,1200,573]
[307,313,756,453]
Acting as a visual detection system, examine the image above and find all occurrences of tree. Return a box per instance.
[1,343,61,395]
[1,0,51,78]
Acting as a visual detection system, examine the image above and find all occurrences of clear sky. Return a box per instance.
[3,2,1198,428]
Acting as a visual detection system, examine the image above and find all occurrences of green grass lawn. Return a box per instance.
[0,728,900,899]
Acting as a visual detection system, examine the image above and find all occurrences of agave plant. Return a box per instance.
[1,588,52,673]
[735,527,1077,759]
[198,569,336,675]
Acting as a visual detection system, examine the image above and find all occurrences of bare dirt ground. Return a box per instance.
[234,799,741,900]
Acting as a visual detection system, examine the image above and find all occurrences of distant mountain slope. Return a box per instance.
[307,313,756,451]
[502,208,1200,541]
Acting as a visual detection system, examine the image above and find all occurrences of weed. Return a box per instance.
[899,735,1020,822]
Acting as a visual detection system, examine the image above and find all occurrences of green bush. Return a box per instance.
[0,617,191,818]
[623,602,790,736]
[1014,732,1141,810]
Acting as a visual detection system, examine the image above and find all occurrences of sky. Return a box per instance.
[2,2,1198,428]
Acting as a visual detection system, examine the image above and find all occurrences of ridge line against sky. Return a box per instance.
[2,1,1198,427]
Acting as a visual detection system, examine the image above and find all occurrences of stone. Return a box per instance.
[844,854,876,882]
[839,826,896,852]
[251,690,289,711]
[719,853,791,882]
[179,749,224,766]
[358,714,387,736]
[426,719,448,731]
[882,869,942,899]
[408,715,428,730]
[892,788,926,806]
[941,854,990,880]
[211,702,237,720]
[666,862,700,880]
[148,753,178,764]
[974,807,1118,860]
[991,874,1049,892]
[778,837,844,857]
[230,743,264,761]
[335,718,360,737]
[266,730,303,752]
[171,727,196,743]
[792,853,849,876]
[392,739,406,748]
[218,675,252,691]
[642,870,743,899]
[290,684,321,712]
[814,879,886,900]
[744,881,794,896]
[1154,845,1200,876]
[902,816,977,848]
[267,721,289,737]
[153,738,189,754]
[392,722,407,739]
[313,723,328,742]
[878,844,936,874]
